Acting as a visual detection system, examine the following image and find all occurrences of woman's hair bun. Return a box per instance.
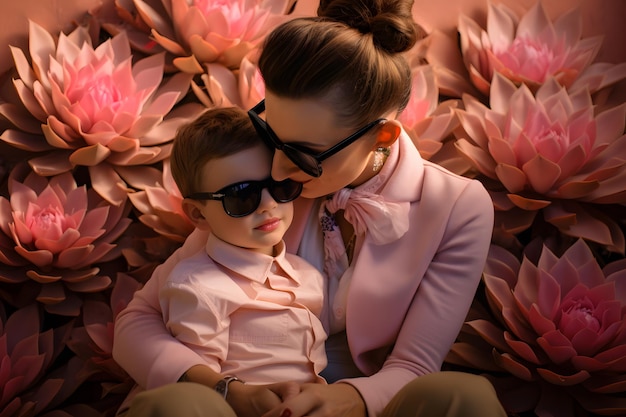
[317,0,422,53]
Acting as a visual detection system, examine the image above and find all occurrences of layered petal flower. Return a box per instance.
[455,73,626,252]
[0,166,132,315]
[66,274,142,411]
[397,63,470,175]
[191,63,243,108]
[0,20,203,205]
[0,303,86,416]
[447,239,626,416]
[120,222,186,276]
[457,2,624,95]
[191,50,264,110]
[416,29,481,99]
[103,0,295,72]
[237,51,265,110]
[128,159,194,243]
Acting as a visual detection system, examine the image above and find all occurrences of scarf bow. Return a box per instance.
[324,187,409,245]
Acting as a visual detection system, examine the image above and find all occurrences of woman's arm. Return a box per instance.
[263,178,495,417]
[347,178,495,415]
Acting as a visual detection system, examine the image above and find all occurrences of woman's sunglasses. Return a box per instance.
[248,100,386,177]
[186,177,302,218]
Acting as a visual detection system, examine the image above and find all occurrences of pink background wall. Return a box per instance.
[0,0,624,77]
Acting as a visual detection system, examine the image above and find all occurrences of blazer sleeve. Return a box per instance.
[346,178,494,416]
[112,228,211,389]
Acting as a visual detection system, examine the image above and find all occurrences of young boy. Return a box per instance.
[114,107,327,414]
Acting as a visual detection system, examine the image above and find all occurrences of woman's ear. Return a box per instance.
[374,120,402,149]
[182,198,211,230]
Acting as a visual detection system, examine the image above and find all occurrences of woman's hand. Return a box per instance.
[181,365,302,417]
[262,382,367,417]
[229,381,302,417]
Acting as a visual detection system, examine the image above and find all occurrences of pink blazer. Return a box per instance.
[113,132,494,416]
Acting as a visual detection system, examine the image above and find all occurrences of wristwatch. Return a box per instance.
[214,375,243,399]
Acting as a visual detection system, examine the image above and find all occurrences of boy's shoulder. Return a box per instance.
[165,248,224,285]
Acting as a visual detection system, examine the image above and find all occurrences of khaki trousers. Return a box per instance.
[122,372,507,417]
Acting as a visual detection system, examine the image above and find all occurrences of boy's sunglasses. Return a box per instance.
[248,100,386,177]
[187,177,302,218]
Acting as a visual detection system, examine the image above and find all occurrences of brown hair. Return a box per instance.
[258,0,423,127]
[170,107,260,198]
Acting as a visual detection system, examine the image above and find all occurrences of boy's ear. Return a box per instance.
[374,120,402,149]
[182,198,211,230]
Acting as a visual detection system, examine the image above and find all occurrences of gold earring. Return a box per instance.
[373,147,390,172]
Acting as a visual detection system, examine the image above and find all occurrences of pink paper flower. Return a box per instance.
[448,239,626,416]
[458,2,605,95]
[120,221,186,276]
[104,0,294,72]
[66,273,142,408]
[0,303,86,416]
[191,50,264,110]
[414,30,480,99]
[128,159,194,243]
[237,52,265,110]
[455,73,626,253]
[0,20,203,206]
[397,63,469,175]
[192,63,243,108]
[0,166,131,315]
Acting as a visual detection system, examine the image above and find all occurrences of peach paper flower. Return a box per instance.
[0,20,203,206]
[455,73,626,253]
[0,167,131,315]
[128,159,194,243]
[458,2,615,95]
[447,239,626,416]
[191,63,243,108]
[103,0,295,72]
[121,221,186,277]
[237,52,265,110]
[191,51,264,110]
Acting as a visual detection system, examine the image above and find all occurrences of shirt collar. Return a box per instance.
[205,233,302,285]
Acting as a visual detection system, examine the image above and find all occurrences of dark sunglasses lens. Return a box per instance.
[264,137,322,177]
[249,111,321,177]
[270,179,303,202]
[283,148,321,177]
[222,182,261,217]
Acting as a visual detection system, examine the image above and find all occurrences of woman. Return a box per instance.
[113,0,507,416]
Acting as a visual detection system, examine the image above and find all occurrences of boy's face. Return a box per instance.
[187,143,293,256]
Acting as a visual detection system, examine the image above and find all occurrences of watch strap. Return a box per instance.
[214,375,242,399]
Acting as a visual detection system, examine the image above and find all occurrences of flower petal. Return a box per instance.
[523,154,561,195]
[536,367,590,386]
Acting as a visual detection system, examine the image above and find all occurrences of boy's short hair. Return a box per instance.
[171,107,261,198]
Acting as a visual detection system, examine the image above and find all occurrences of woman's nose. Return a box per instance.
[271,150,300,181]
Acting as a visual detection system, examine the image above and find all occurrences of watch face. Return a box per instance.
[214,376,240,399]
[215,379,228,395]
